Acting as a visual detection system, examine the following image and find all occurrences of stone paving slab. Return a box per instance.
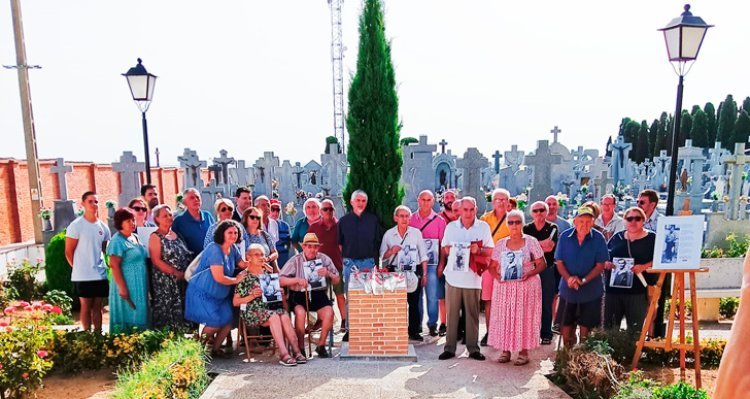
[203,333,571,399]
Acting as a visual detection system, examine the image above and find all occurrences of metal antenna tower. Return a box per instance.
[328,0,345,154]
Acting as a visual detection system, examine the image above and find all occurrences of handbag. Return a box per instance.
[468,240,491,276]
[184,250,204,282]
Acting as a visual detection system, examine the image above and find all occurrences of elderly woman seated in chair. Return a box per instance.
[279,233,340,359]
[233,243,305,367]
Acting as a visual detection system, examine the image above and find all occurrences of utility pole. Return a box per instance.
[9,0,44,243]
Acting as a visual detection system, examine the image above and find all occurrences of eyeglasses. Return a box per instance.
[270,208,281,212]
[247,215,261,221]
[507,220,522,225]
[637,200,649,205]
[219,207,232,213]
[625,216,643,222]
[531,208,546,213]
[321,207,334,212]
[132,206,147,212]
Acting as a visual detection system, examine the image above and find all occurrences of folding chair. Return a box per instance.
[301,284,335,355]
[238,312,276,362]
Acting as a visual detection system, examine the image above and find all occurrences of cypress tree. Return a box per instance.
[718,94,737,150]
[343,0,403,229]
[635,120,650,163]
[743,96,750,113]
[618,117,632,138]
[657,112,669,153]
[624,120,641,161]
[679,110,692,147]
[733,110,750,146]
[704,102,717,147]
[690,109,709,148]
[648,119,659,157]
[690,105,701,116]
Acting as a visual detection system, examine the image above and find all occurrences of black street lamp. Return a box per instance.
[123,58,158,184]
[659,4,712,216]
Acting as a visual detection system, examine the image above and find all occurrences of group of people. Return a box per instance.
[64,181,664,366]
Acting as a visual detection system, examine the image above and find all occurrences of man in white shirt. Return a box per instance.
[255,195,279,243]
[437,197,494,361]
[596,194,625,241]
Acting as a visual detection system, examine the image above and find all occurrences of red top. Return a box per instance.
[308,218,343,270]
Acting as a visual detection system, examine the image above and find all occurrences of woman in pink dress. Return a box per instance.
[488,209,545,365]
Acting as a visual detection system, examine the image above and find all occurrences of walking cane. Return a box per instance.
[305,289,312,356]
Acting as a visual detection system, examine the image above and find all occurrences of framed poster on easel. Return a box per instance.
[652,215,704,270]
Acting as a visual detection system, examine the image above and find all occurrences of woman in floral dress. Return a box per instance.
[488,209,546,365]
[233,243,304,367]
[148,204,195,332]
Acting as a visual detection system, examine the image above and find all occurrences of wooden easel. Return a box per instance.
[631,268,708,388]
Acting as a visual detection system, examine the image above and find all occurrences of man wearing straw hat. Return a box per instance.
[280,233,340,359]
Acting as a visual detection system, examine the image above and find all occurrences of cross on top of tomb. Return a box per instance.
[50,158,73,201]
[439,139,448,154]
[550,125,562,143]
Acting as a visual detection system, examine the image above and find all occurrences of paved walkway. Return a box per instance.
[202,321,571,399]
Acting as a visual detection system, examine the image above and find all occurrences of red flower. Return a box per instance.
[42,304,53,311]
[23,306,33,312]
[22,372,29,379]
[0,321,7,327]
[2,307,13,314]
[17,301,30,307]
[37,350,48,358]
[50,306,62,315]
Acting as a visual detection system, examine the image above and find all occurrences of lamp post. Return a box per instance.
[122,58,157,184]
[660,4,712,216]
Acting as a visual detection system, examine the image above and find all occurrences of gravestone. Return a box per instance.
[526,140,563,203]
[610,136,632,187]
[722,143,749,220]
[593,169,614,199]
[492,151,502,174]
[550,125,562,143]
[200,179,225,212]
[401,136,437,209]
[178,148,207,189]
[708,142,730,176]
[504,145,524,171]
[438,139,448,154]
[433,150,457,193]
[499,145,528,196]
[50,158,76,234]
[456,148,489,210]
[213,150,236,189]
[207,165,222,185]
[112,151,145,207]
[277,160,295,204]
[676,140,708,214]
[301,161,322,195]
[652,150,670,192]
[229,160,254,189]
[253,152,279,197]
[320,143,347,199]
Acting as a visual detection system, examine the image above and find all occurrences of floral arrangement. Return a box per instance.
[515,193,528,211]
[285,202,297,217]
[105,200,117,209]
[38,208,51,220]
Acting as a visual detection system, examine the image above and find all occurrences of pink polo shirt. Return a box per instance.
[409,210,446,242]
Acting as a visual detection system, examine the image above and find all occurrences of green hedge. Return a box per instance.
[44,231,72,300]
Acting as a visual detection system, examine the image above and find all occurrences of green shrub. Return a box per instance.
[701,233,750,258]
[652,381,708,399]
[640,337,726,368]
[112,338,208,399]
[720,297,740,319]
[613,371,660,399]
[588,329,637,365]
[3,259,44,301]
[43,289,74,325]
[44,231,74,301]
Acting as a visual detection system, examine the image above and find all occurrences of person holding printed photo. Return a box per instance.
[603,207,656,335]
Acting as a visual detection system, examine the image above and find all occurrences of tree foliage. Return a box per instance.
[648,119,659,158]
[690,109,709,148]
[718,94,737,150]
[679,110,692,148]
[704,102,717,147]
[342,0,403,229]
[734,110,750,146]
[635,120,650,163]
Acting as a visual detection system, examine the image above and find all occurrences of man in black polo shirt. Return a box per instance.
[337,189,382,341]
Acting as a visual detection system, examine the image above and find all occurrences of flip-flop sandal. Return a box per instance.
[541,338,552,345]
[295,354,308,364]
[497,352,512,363]
[514,355,529,366]
[279,355,297,367]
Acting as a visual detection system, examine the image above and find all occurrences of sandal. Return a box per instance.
[279,355,297,367]
[541,337,552,345]
[295,353,308,364]
[497,351,511,363]
[514,354,529,366]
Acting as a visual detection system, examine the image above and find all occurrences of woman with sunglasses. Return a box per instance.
[241,207,279,268]
[603,207,656,335]
[148,204,195,332]
[128,198,156,227]
[488,209,545,366]
[203,199,250,251]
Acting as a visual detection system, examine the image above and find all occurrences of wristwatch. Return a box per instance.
[581,277,588,284]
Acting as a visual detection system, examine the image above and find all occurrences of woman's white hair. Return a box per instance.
[247,243,268,256]
[507,209,525,225]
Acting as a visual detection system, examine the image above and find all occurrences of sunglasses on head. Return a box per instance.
[321,207,334,212]
[625,216,643,222]
[247,215,261,221]
[507,220,522,225]
[132,206,147,212]
[531,208,545,213]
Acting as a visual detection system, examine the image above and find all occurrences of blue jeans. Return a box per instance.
[343,258,375,328]
[423,265,440,328]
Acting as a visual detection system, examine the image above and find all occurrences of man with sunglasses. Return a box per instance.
[596,194,625,241]
[637,189,660,232]
[308,199,347,332]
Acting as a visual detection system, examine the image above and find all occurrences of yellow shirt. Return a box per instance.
[480,211,510,244]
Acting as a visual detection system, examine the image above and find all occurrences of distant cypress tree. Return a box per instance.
[690,109,709,148]
[743,96,750,113]
[618,117,632,138]
[733,110,750,146]
[635,120,650,163]
[342,0,403,229]
[691,105,701,116]
[657,112,669,153]
[648,119,659,158]
[718,94,737,150]
[679,110,692,147]
[704,102,717,147]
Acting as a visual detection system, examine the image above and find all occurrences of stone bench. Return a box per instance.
[681,257,744,321]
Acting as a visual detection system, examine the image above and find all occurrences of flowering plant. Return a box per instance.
[3,258,44,301]
[38,208,51,220]
[285,202,297,217]
[0,301,58,399]
[105,200,117,209]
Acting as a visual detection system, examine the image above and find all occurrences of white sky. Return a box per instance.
[1,1,749,167]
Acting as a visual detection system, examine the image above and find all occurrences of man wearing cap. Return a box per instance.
[279,233,340,358]
[269,199,292,266]
[554,205,609,347]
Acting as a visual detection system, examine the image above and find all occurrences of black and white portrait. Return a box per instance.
[500,250,523,282]
[260,273,282,303]
[303,259,327,291]
[424,239,439,266]
[661,224,680,264]
[609,257,634,289]
[398,244,418,272]
[449,242,470,272]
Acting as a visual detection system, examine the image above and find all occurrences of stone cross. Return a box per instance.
[678,140,706,194]
[610,136,632,185]
[652,150,670,191]
[550,125,562,143]
[178,148,207,189]
[292,162,304,188]
[207,165,222,185]
[230,160,253,188]
[456,148,489,209]
[213,150,236,187]
[200,179,225,212]
[492,151,502,174]
[253,152,280,197]
[155,147,160,167]
[439,139,448,154]
[112,151,145,207]
[320,143,346,197]
[708,142,730,176]
[503,145,524,171]
[50,158,73,201]
[526,140,563,203]
[594,169,613,198]
[722,143,749,220]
